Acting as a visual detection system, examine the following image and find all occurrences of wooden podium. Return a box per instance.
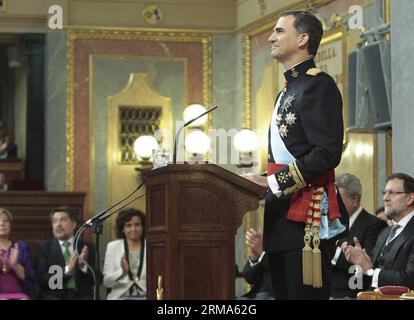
[143,164,266,300]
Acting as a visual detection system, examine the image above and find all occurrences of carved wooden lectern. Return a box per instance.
[143,164,266,299]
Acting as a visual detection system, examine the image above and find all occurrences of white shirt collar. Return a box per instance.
[395,210,414,229]
[58,236,74,247]
[349,206,363,228]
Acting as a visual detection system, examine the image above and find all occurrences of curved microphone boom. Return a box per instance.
[173,105,218,164]
[85,180,145,226]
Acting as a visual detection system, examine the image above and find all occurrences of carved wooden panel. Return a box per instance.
[178,182,226,232]
[179,240,231,299]
[147,186,166,232]
[147,242,166,300]
[234,189,260,231]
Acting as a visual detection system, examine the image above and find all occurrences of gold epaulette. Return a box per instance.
[306,68,322,76]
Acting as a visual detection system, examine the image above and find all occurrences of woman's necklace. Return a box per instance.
[0,252,8,274]
[0,240,11,273]
[0,240,11,250]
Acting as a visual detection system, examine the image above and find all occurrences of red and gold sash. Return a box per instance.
[267,162,341,288]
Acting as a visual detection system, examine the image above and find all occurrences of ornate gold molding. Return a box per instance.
[242,33,251,129]
[66,28,212,191]
[66,32,76,191]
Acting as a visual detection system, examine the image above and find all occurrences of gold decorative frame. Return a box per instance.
[66,28,212,191]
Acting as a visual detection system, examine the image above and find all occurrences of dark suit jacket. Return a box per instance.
[331,209,387,298]
[240,254,274,299]
[369,216,414,289]
[36,238,95,299]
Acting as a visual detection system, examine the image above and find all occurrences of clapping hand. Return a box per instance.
[245,228,263,261]
[9,242,19,269]
[343,237,373,273]
[78,245,88,268]
[121,254,129,276]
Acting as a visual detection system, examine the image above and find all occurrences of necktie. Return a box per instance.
[386,224,401,246]
[63,241,71,263]
[63,241,76,289]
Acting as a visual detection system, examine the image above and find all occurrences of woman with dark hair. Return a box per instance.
[103,208,146,300]
[0,208,36,299]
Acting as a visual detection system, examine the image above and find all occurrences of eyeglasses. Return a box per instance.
[382,190,408,197]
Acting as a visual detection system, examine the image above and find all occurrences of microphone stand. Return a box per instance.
[173,106,218,164]
[92,220,104,300]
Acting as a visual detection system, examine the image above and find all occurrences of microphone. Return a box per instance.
[85,181,145,226]
[173,105,218,164]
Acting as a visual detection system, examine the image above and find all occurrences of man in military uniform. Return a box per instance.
[244,11,348,299]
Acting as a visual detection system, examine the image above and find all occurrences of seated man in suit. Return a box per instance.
[344,173,414,290]
[330,173,387,298]
[36,206,95,299]
[238,228,274,300]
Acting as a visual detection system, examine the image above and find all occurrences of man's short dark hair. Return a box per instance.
[115,208,146,239]
[279,10,323,56]
[49,206,80,224]
[386,173,414,207]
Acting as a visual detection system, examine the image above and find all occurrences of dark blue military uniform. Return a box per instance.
[264,58,348,299]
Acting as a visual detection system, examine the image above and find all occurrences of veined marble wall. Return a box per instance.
[45,30,67,191]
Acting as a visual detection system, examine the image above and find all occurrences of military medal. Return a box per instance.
[0,254,8,273]
[281,94,295,112]
[285,112,297,125]
[276,114,283,125]
[279,124,288,138]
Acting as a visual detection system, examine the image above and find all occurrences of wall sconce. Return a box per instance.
[185,129,211,163]
[133,135,159,172]
[183,104,208,127]
[234,129,258,168]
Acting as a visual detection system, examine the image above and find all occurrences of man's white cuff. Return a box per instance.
[248,251,266,267]
[267,174,282,197]
[371,268,381,288]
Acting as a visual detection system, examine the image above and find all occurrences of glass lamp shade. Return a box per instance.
[185,130,211,155]
[133,135,159,160]
[183,104,207,127]
[233,129,258,153]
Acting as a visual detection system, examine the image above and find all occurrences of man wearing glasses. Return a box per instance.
[343,173,414,290]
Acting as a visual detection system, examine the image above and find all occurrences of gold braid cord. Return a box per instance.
[302,205,314,285]
[302,187,324,288]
